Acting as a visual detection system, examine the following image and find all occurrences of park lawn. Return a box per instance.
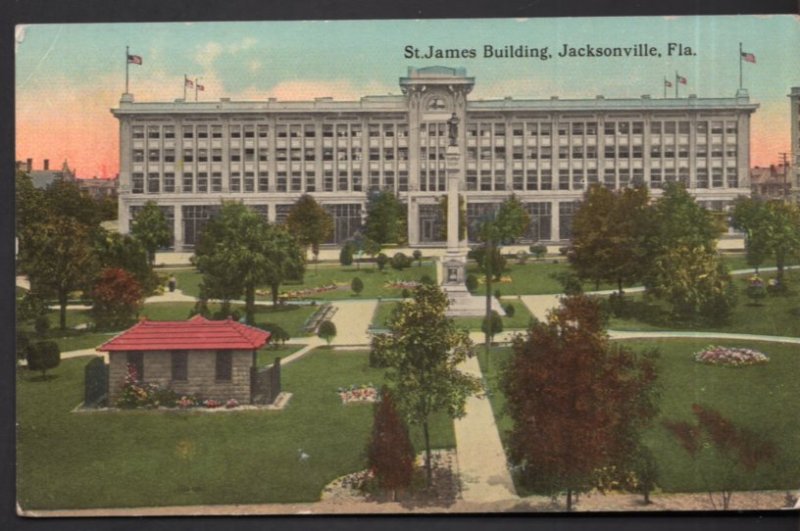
[607,271,800,337]
[16,349,455,510]
[274,262,437,301]
[467,261,625,296]
[721,252,799,273]
[140,302,318,337]
[370,300,533,332]
[168,268,203,298]
[478,339,800,495]
[255,345,306,367]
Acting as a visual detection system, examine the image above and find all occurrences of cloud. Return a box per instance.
[266,80,394,101]
[248,59,262,73]
[227,37,257,54]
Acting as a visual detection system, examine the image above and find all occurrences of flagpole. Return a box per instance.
[125,45,129,94]
[664,77,667,99]
[739,42,743,90]
[195,78,198,102]
[675,72,678,98]
[183,74,187,101]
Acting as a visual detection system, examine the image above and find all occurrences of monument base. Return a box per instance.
[444,284,506,317]
[440,254,506,317]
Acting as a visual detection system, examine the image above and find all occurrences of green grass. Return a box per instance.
[16,349,455,510]
[478,339,800,494]
[255,345,306,367]
[468,261,625,296]
[166,264,437,301]
[370,299,533,331]
[721,252,799,273]
[607,271,800,337]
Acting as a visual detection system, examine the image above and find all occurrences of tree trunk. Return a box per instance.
[271,283,279,306]
[644,489,651,505]
[245,283,255,325]
[617,277,624,296]
[423,420,432,487]
[59,289,68,330]
[566,488,572,512]
[776,250,785,284]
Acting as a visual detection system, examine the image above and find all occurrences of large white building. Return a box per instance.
[112,66,757,250]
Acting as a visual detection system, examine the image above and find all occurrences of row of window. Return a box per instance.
[132,120,739,141]
[126,351,232,382]
[463,144,738,161]
[132,123,410,140]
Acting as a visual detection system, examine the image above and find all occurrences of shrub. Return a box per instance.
[16,330,30,361]
[553,271,583,295]
[34,314,50,337]
[516,251,528,265]
[262,323,290,347]
[745,275,767,305]
[91,267,143,330]
[419,274,434,286]
[504,303,516,318]
[401,288,411,299]
[318,319,337,345]
[465,274,479,292]
[376,253,389,271]
[26,340,60,379]
[607,292,627,317]
[529,243,547,261]
[340,243,354,266]
[230,309,242,322]
[494,289,502,300]
[412,249,423,267]
[351,277,364,295]
[481,311,504,342]
[390,252,411,271]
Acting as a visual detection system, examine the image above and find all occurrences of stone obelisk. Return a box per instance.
[441,114,503,317]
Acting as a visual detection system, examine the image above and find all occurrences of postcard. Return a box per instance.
[14,15,800,516]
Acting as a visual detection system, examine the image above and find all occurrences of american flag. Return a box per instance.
[677,75,687,85]
[197,83,205,91]
[664,79,672,87]
[127,54,142,65]
[741,51,756,64]
[185,78,194,88]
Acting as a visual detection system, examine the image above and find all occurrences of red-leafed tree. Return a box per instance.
[367,387,415,500]
[663,404,776,510]
[91,268,143,330]
[502,295,659,511]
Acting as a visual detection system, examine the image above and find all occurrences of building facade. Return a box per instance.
[112,66,757,250]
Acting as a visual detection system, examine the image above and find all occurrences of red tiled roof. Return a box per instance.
[98,315,271,352]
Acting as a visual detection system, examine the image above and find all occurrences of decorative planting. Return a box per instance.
[694,345,769,367]
[338,384,378,404]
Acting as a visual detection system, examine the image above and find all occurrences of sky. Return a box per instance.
[15,16,800,178]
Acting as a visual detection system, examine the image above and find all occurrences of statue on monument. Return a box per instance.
[447,112,459,147]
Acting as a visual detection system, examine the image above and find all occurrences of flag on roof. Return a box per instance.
[741,51,756,63]
[185,78,194,88]
[127,54,142,65]
[677,74,687,85]
[664,79,672,87]
[197,83,205,91]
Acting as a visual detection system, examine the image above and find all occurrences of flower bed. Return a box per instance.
[694,345,769,367]
[270,283,347,300]
[338,384,378,404]
[115,365,246,410]
[385,280,420,290]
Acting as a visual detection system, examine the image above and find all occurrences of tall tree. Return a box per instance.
[663,404,776,510]
[502,295,659,511]
[43,178,103,228]
[763,201,800,285]
[194,202,304,323]
[15,172,47,251]
[94,230,158,295]
[569,185,650,294]
[130,200,172,267]
[731,196,771,273]
[367,387,416,500]
[286,194,334,265]
[19,216,96,330]
[364,190,407,245]
[370,284,481,485]
[91,268,143,330]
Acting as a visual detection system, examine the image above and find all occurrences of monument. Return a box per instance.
[441,114,505,317]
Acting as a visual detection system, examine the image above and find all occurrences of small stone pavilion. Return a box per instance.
[99,315,271,404]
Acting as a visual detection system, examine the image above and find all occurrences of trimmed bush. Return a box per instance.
[529,243,547,261]
[390,252,411,271]
[401,288,411,299]
[27,340,60,379]
[481,311,504,343]
[504,303,516,318]
[465,274,479,292]
[412,249,423,267]
[351,277,364,295]
[419,274,434,286]
[318,320,337,345]
[376,253,389,271]
[262,323,290,347]
[339,243,354,266]
[494,289,502,300]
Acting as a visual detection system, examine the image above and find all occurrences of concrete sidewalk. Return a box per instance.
[454,355,517,503]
